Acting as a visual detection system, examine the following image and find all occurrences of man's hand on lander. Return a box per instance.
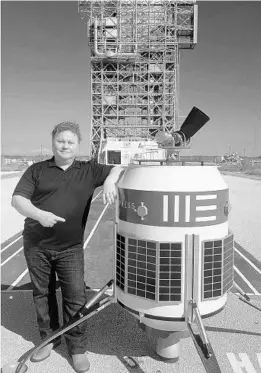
[103,180,118,205]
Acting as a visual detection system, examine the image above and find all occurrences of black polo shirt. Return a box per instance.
[13,157,114,250]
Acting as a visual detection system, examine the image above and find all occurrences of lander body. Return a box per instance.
[114,164,233,359]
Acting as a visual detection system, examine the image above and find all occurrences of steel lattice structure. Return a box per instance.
[78,0,197,159]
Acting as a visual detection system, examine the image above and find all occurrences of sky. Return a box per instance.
[1,1,261,157]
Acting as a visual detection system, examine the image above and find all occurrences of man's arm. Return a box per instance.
[102,166,125,205]
[11,195,65,227]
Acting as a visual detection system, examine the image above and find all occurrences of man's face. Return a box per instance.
[52,130,79,161]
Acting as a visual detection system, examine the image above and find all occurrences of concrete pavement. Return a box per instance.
[222,175,261,262]
[1,290,261,373]
[1,176,24,243]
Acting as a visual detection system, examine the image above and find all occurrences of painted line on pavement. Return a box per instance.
[1,235,23,253]
[84,203,109,249]
[234,266,259,295]
[235,247,261,276]
[92,190,102,202]
[1,246,24,266]
[6,268,29,291]
[234,241,261,271]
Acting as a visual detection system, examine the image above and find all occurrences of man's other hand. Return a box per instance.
[37,211,66,227]
[103,181,117,205]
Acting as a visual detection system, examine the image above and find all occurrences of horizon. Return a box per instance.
[2,152,260,160]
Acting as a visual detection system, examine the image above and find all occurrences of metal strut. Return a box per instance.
[186,299,222,373]
[184,234,222,373]
[233,282,261,312]
[13,279,116,373]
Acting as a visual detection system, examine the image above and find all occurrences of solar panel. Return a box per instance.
[159,243,182,302]
[116,234,182,303]
[116,234,125,291]
[202,233,234,300]
[223,234,234,293]
[127,238,157,300]
[117,232,234,303]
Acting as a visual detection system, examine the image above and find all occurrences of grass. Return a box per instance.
[1,163,27,172]
[218,161,261,179]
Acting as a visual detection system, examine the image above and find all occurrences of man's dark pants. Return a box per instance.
[23,239,88,355]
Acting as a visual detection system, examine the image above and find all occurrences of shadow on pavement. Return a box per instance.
[206,326,261,337]
[1,290,164,373]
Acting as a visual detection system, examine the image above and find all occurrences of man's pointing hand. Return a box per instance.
[37,211,66,227]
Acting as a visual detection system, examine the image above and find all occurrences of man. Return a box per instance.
[11,121,124,372]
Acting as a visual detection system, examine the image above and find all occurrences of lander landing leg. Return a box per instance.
[184,234,222,373]
[186,299,222,373]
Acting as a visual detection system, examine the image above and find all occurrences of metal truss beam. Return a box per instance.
[78,0,197,158]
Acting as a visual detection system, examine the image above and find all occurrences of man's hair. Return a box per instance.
[52,121,82,142]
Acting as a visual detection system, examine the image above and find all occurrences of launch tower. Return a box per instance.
[78,0,198,162]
